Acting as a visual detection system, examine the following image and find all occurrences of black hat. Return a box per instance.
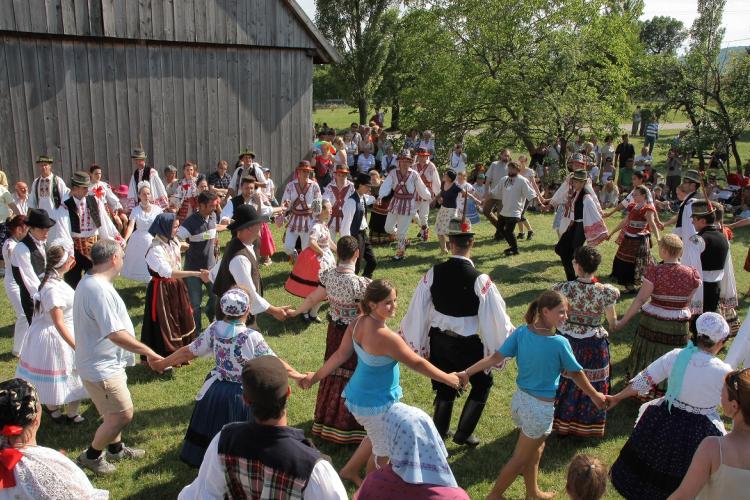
[241,356,289,403]
[226,204,269,232]
[24,208,56,229]
[354,173,373,187]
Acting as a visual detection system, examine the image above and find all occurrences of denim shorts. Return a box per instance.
[511,388,554,439]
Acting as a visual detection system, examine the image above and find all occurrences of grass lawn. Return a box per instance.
[1,130,748,499]
[314,106,391,132]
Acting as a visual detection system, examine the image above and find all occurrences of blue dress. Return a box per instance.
[342,339,403,416]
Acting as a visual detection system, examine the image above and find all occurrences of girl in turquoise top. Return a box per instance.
[302,279,462,476]
[462,290,607,500]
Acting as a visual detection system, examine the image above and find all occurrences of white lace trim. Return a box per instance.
[557,326,608,339]
[13,446,109,499]
[642,301,692,320]
[630,370,654,396]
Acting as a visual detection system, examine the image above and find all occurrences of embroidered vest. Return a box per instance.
[394,171,412,199]
[64,196,102,234]
[431,258,482,317]
[33,175,62,209]
[133,166,153,187]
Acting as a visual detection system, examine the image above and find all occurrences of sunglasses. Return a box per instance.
[729,368,749,403]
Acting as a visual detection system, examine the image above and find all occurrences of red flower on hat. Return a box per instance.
[461,222,469,232]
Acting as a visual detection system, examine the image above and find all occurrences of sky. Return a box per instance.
[296,0,749,48]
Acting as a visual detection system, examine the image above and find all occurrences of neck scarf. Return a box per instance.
[384,403,457,488]
[148,213,176,242]
[663,340,697,413]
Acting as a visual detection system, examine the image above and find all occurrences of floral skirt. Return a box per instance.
[625,313,689,401]
[181,377,252,468]
[434,206,457,235]
[312,322,366,444]
[553,334,609,437]
[610,401,723,500]
[611,235,655,286]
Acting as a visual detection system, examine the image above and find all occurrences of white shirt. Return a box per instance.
[418,139,435,159]
[13,195,28,215]
[145,240,182,278]
[726,305,750,369]
[227,243,270,315]
[220,195,272,223]
[229,163,266,193]
[9,234,46,300]
[448,152,467,173]
[89,181,123,212]
[357,154,376,173]
[485,160,509,192]
[380,154,397,172]
[178,432,347,500]
[339,194,375,237]
[490,176,536,218]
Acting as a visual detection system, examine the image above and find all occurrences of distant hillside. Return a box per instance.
[719,46,748,66]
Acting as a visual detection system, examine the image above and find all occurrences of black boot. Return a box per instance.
[453,399,485,446]
[432,398,454,438]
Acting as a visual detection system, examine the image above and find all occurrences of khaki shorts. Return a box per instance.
[82,370,134,415]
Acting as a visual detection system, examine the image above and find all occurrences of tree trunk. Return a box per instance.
[390,101,400,131]
[358,97,368,126]
[730,138,742,173]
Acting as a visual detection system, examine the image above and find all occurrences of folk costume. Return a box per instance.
[412,148,441,241]
[681,201,732,314]
[124,148,169,210]
[285,209,336,299]
[399,219,514,445]
[121,192,163,283]
[671,169,701,241]
[312,267,371,444]
[378,150,432,260]
[89,179,123,223]
[340,173,377,278]
[281,161,321,256]
[552,165,607,281]
[611,313,732,500]
[322,168,354,240]
[28,157,69,243]
[369,182,392,244]
[170,176,199,224]
[10,209,54,324]
[3,235,29,356]
[141,213,196,361]
[58,172,125,289]
[610,201,658,288]
[229,150,266,194]
[551,279,619,437]
[625,262,701,401]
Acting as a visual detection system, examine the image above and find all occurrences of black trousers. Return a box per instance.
[555,221,586,281]
[703,281,720,313]
[64,250,92,289]
[496,215,520,251]
[429,328,493,403]
[355,231,377,279]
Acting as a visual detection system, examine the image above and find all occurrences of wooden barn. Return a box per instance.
[0,0,340,186]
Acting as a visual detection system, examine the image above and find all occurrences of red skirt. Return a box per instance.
[285,248,323,298]
[259,223,275,257]
[744,247,750,273]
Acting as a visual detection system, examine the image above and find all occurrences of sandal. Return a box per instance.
[67,414,87,424]
[42,405,67,424]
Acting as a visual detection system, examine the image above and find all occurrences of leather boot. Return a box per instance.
[432,398,454,438]
[453,399,485,446]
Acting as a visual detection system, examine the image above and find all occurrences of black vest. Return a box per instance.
[63,196,102,233]
[573,190,585,220]
[33,175,62,209]
[431,258,482,317]
[698,226,729,272]
[213,237,264,306]
[133,166,153,188]
[218,421,320,496]
[676,191,697,228]
[11,234,46,324]
[349,191,365,237]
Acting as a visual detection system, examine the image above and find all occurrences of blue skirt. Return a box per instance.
[181,375,253,468]
[465,199,480,225]
[610,401,723,500]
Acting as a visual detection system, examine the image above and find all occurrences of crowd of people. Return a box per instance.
[0,118,749,500]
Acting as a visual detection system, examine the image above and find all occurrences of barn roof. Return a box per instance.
[283,0,343,64]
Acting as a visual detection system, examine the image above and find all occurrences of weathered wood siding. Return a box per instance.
[0,36,314,186]
[0,0,320,50]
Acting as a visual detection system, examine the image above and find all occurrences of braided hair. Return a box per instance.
[34,246,66,315]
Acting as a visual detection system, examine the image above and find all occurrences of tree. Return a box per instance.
[395,0,641,165]
[315,0,399,125]
[639,16,688,55]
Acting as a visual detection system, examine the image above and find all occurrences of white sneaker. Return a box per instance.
[76,452,117,475]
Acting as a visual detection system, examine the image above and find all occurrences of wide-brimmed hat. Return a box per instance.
[568,152,586,168]
[131,147,147,159]
[447,217,474,236]
[113,184,129,196]
[296,160,314,172]
[36,156,53,164]
[416,147,430,157]
[238,149,255,159]
[24,208,56,229]
[683,169,702,184]
[570,169,588,181]
[226,204,269,232]
[690,200,714,217]
[334,165,350,175]
[71,171,91,187]
[397,149,413,161]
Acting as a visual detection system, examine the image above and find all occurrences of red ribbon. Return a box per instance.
[0,448,22,488]
[591,277,599,283]
[92,186,104,198]
[0,426,22,436]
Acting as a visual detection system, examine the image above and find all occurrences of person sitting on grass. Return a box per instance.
[458,290,607,500]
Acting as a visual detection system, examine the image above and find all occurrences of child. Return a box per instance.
[472,173,486,197]
[460,291,607,500]
[262,168,278,206]
[566,454,607,500]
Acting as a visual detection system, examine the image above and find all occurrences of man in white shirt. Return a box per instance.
[179,356,347,500]
[28,155,70,242]
[74,240,161,474]
[418,130,436,160]
[634,147,652,171]
[448,143,467,173]
[12,182,28,216]
[490,161,544,255]
[228,150,265,198]
[483,150,511,233]
[211,204,290,328]
[10,208,54,324]
[340,173,377,278]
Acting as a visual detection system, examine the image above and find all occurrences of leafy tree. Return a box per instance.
[639,16,688,55]
[315,0,399,125]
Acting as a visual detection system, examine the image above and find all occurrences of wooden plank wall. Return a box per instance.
[0,36,314,187]
[1,0,319,50]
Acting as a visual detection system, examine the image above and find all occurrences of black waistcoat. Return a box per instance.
[63,196,102,233]
[12,234,46,323]
[349,191,365,237]
[676,191,697,228]
[431,258,482,317]
[698,226,729,272]
[133,166,152,187]
[212,237,264,300]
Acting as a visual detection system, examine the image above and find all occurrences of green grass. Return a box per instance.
[313,106,392,132]
[0,208,747,500]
